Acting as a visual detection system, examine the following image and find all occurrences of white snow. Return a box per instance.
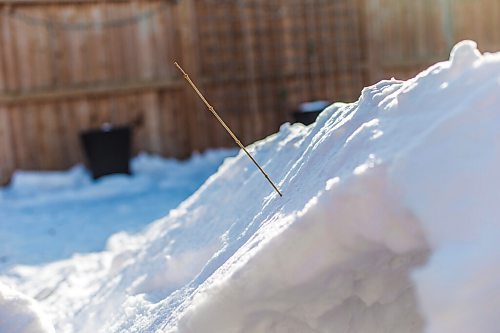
[1,40,499,333]
[0,282,54,333]
[298,100,330,112]
[0,149,236,271]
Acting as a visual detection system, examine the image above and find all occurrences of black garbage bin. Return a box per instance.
[293,100,330,125]
[80,125,132,179]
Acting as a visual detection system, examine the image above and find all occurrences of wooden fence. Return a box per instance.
[0,0,499,184]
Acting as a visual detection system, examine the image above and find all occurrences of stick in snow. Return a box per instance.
[174,61,283,197]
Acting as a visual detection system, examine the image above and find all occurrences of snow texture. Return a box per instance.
[1,40,499,333]
[0,282,54,333]
[0,149,236,271]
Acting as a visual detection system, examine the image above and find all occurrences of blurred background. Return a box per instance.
[0,0,499,185]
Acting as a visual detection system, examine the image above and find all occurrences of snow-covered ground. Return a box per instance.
[0,149,236,271]
[1,40,500,333]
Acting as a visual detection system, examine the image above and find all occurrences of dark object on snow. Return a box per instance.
[293,100,330,125]
[80,125,132,179]
[293,110,321,125]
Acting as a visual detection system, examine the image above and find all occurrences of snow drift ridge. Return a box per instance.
[2,40,500,333]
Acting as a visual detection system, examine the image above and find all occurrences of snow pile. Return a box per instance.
[1,40,500,333]
[0,149,235,270]
[298,100,330,112]
[0,282,54,333]
[9,166,90,196]
[2,149,235,205]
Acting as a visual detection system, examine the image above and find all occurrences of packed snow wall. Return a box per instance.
[1,40,499,333]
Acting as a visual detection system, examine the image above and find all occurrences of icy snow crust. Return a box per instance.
[1,41,500,333]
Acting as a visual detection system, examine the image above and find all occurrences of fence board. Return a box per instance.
[0,18,5,93]
[142,91,162,154]
[158,91,177,156]
[2,8,19,91]
[0,106,14,182]
[1,0,500,184]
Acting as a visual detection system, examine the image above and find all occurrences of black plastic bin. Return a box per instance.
[293,101,330,125]
[293,110,322,125]
[80,125,132,179]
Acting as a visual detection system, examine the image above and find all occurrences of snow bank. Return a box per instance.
[2,149,235,206]
[1,40,499,333]
[0,149,235,271]
[0,282,54,333]
[9,166,90,195]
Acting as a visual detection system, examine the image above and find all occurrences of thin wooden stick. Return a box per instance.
[174,62,282,197]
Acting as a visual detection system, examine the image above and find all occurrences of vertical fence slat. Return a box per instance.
[0,106,14,184]
[177,0,204,152]
[142,91,162,154]
[2,8,19,91]
[0,16,4,93]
